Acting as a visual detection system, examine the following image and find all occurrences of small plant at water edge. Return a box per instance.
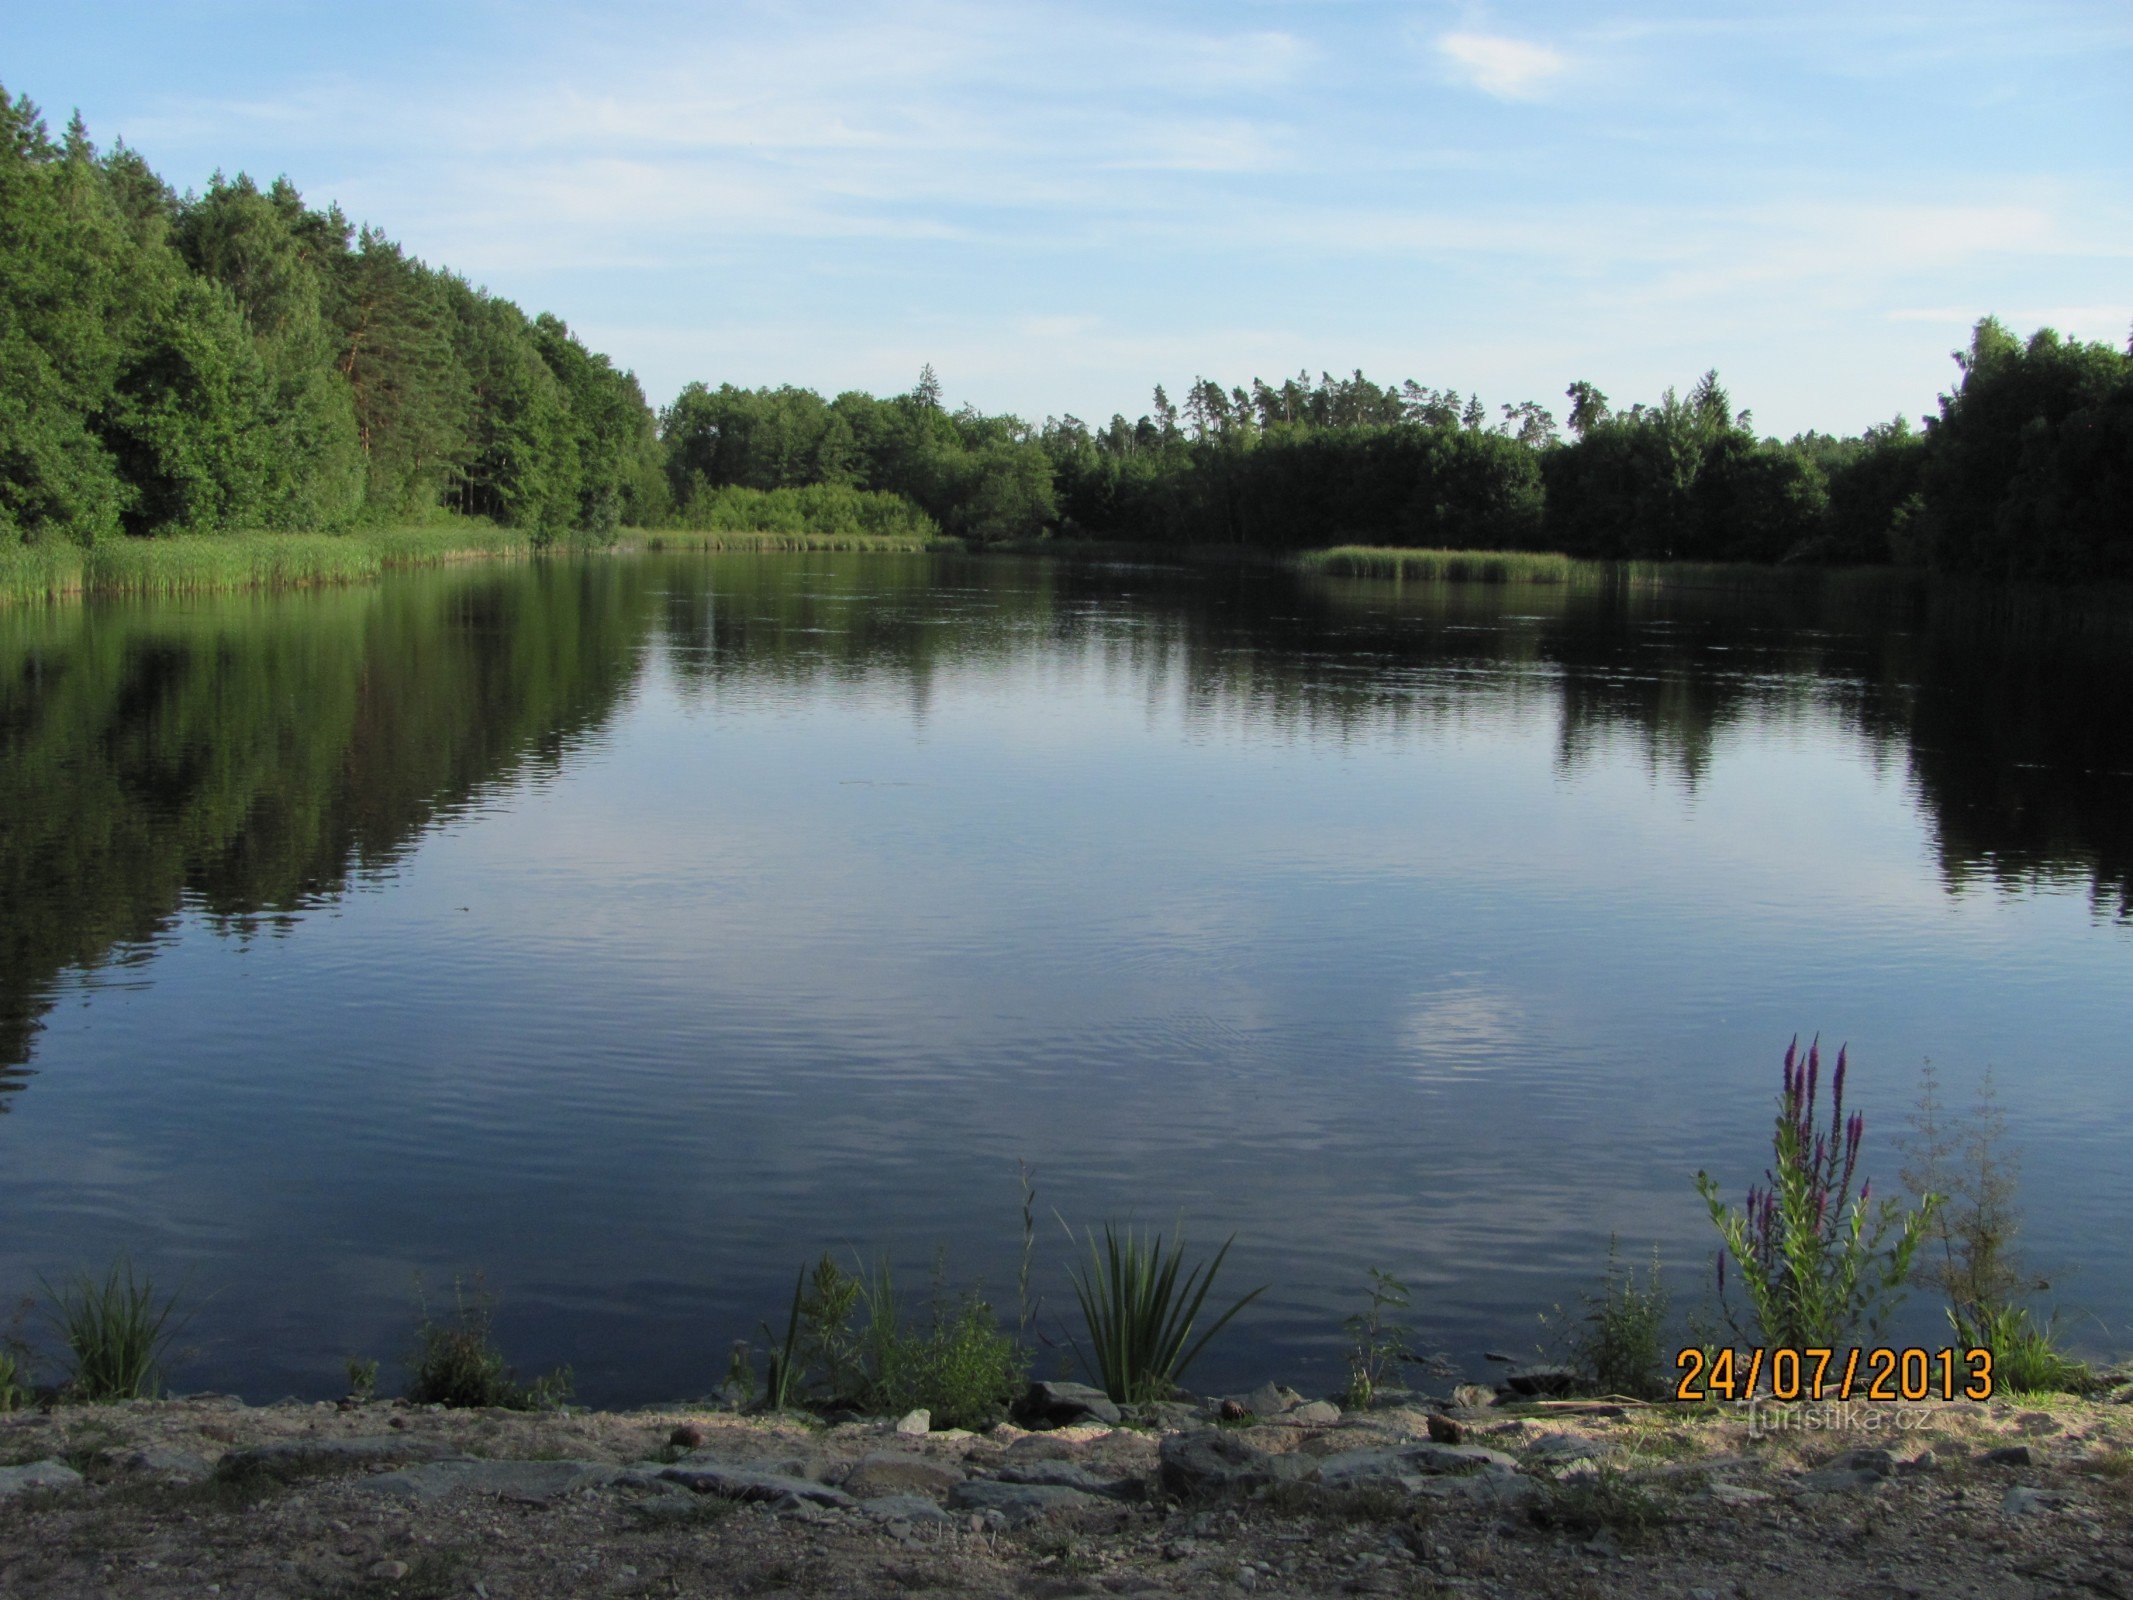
[344,1355,379,1402]
[1567,1242,1671,1400]
[1696,1037,1938,1349]
[1067,1223,1265,1405]
[0,1348,25,1413]
[1342,1268,1422,1409]
[404,1276,573,1410]
[41,1255,190,1402]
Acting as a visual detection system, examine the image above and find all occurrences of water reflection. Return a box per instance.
[0,553,2126,1400]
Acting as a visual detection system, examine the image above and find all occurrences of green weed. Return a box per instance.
[1066,1223,1264,1404]
[41,1256,189,1402]
[404,1276,572,1411]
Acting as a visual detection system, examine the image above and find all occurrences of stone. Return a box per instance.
[996,1458,1140,1500]
[1706,1482,1773,1505]
[2002,1485,2072,1516]
[1015,1381,1124,1429]
[1798,1468,1874,1504]
[946,1479,1111,1527]
[1285,1401,1340,1425]
[368,1560,411,1581]
[1159,1430,1314,1499]
[1313,1442,1520,1490]
[1245,1383,1304,1417]
[1219,1399,1250,1421]
[840,1453,963,1500]
[127,1448,210,1481]
[660,1459,856,1508]
[895,1409,931,1436]
[1981,1445,2033,1467]
[1448,1385,1497,1411]
[1419,1472,1540,1509]
[1526,1432,1604,1464]
[1425,1414,1464,1444]
[669,1423,709,1448]
[1501,1365,1578,1398]
[0,1459,84,1498]
[357,1459,637,1503]
[1125,1401,1200,1432]
[857,1493,955,1526]
[1836,1448,1896,1475]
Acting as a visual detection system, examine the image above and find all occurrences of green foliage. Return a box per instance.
[0,91,659,551]
[660,483,941,544]
[40,1255,188,1402]
[0,1348,24,1413]
[404,1276,573,1410]
[752,1251,1022,1428]
[1697,1038,1938,1349]
[1341,1268,1421,1408]
[1566,1243,1671,1400]
[1066,1224,1265,1405]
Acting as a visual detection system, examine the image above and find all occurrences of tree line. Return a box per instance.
[5,89,2129,580]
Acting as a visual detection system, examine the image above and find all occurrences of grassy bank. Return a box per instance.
[1290,544,1897,589]
[0,524,541,606]
[637,529,954,554]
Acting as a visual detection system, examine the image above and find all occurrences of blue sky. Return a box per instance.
[7,0,2130,435]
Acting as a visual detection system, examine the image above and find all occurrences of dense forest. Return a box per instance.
[4,90,2130,579]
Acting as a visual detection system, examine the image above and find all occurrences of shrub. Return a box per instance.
[1567,1243,1671,1400]
[1899,1066,2089,1392]
[0,1349,24,1413]
[1067,1224,1264,1404]
[1696,1038,1938,1348]
[404,1277,572,1410]
[42,1256,189,1402]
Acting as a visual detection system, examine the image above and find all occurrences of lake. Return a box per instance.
[2,551,2128,1403]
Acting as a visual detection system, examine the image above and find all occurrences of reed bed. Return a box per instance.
[639,529,952,553]
[1295,545,1895,592]
[0,525,538,606]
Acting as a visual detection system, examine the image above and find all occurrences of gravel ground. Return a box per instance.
[2,1388,2129,1599]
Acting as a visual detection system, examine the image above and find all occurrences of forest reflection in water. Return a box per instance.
[0,552,2126,1400]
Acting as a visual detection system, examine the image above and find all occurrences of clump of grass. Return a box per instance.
[1697,1037,1938,1348]
[40,1256,189,1402]
[1961,1304,2093,1396]
[1532,1465,1666,1542]
[1067,1224,1265,1405]
[344,1355,380,1402]
[403,1276,572,1410]
[0,1348,24,1413]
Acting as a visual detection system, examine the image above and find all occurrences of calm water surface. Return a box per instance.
[2,552,2128,1401]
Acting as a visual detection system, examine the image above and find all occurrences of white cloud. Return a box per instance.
[1436,32,1568,100]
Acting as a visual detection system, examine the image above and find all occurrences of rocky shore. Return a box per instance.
[3,1379,2129,1599]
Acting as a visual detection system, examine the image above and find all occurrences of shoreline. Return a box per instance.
[3,1381,2127,1598]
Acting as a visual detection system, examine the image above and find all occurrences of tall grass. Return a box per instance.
[41,1256,188,1402]
[1295,545,1888,591]
[0,524,538,606]
[1067,1224,1264,1404]
[1298,546,1594,584]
